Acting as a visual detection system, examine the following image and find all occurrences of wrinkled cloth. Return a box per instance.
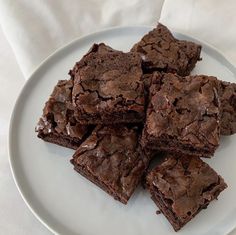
[0,0,164,78]
[1,1,236,235]
[160,0,236,66]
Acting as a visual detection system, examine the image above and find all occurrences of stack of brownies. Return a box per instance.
[36,23,236,231]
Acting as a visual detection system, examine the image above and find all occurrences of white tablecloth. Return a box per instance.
[0,0,235,234]
[160,0,236,66]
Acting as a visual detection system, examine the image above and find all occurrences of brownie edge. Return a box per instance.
[131,23,201,76]
[141,72,221,157]
[71,125,150,204]
[146,155,227,231]
[218,80,236,135]
[36,80,90,149]
[71,43,145,124]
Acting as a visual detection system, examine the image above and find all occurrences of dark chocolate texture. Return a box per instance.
[146,154,227,231]
[71,125,150,204]
[71,43,145,124]
[131,23,201,76]
[142,72,220,157]
[36,80,89,149]
[218,80,236,135]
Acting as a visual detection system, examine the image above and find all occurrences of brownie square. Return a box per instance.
[71,125,150,204]
[36,80,90,149]
[146,154,227,231]
[70,43,145,124]
[131,23,201,76]
[218,80,236,135]
[142,72,220,157]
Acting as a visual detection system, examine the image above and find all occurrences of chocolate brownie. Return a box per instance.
[131,23,201,76]
[36,80,90,149]
[71,43,145,124]
[146,154,227,231]
[71,125,150,204]
[141,72,220,157]
[218,80,236,135]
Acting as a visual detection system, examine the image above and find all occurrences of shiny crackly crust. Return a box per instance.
[142,74,236,136]
[146,155,227,231]
[71,125,149,204]
[36,80,89,149]
[142,72,220,157]
[70,43,145,124]
[218,80,236,135]
[71,43,145,124]
[131,23,201,76]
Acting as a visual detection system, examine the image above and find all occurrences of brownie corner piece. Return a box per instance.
[146,154,227,231]
[219,80,236,135]
[71,125,150,204]
[131,23,201,76]
[142,73,220,157]
[35,79,89,149]
[71,43,145,124]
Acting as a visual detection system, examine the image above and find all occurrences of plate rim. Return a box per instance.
[8,25,236,235]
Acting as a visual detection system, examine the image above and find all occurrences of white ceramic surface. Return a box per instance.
[9,26,236,235]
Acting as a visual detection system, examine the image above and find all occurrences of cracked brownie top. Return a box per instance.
[70,43,145,124]
[146,154,227,231]
[131,23,201,76]
[144,72,220,150]
[36,80,88,139]
[218,80,236,135]
[71,125,149,203]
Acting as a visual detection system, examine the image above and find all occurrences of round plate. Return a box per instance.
[9,26,236,235]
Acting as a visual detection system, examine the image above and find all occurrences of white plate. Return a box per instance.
[9,26,236,235]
